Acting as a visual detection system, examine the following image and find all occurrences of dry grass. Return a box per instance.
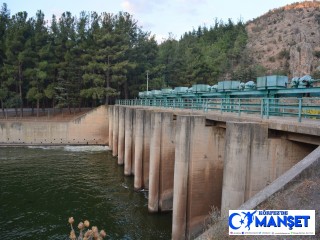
[198,165,320,240]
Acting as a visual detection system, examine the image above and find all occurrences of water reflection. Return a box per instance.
[0,146,172,239]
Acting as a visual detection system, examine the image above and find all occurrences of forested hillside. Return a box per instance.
[2,2,320,116]
[0,3,158,116]
[0,3,249,116]
[152,20,248,88]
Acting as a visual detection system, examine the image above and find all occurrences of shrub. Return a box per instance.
[314,51,320,58]
[278,49,290,59]
[252,25,263,32]
[268,56,276,62]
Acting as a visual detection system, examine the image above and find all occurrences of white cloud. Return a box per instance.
[121,0,158,15]
[121,1,135,13]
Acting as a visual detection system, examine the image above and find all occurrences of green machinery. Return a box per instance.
[138,75,320,100]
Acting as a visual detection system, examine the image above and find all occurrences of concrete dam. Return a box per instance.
[109,104,319,239]
[1,104,319,239]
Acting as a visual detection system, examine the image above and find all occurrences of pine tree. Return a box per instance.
[25,10,50,117]
[0,3,10,116]
[5,11,33,117]
[54,12,79,112]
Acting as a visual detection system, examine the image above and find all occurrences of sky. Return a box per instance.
[3,0,303,42]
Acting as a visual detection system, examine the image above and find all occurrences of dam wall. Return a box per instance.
[0,106,108,145]
[111,105,318,239]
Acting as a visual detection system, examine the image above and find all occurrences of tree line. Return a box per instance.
[0,3,258,117]
[0,3,158,116]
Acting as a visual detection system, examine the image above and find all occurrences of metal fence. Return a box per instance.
[116,98,320,122]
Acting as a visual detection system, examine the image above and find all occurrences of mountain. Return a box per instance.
[245,1,320,78]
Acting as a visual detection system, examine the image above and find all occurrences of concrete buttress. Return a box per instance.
[159,112,176,211]
[149,111,162,212]
[143,110,151,189]
[112,106,119,157]
[172,115,225,240]
[108,106,113,149]
[149,111,176,213]
[221,122,269,216]
[124,108,134,175]
[134,109,144,190]
[172,115,190,240]
[118,106,125,165]
[134,109,151,190]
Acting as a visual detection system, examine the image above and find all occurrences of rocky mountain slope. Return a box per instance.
[245,1,320,78]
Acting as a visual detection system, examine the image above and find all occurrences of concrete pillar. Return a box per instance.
[112,106,119,156]
[118,106,125,165]
[143,110,151,190]
[221,122,268,217]
[105,106,109,145]
[148,111,162,212]
[134,109,144,190]
[159,112,176,211]
[172,115,190,240]
[172,115,225,239]
[124,107,134,176]
[244,123,269,200]
[131,109,135,175]
[134,109,151,190]
[108,106,113,150]
[187,116,225,238]
[148,111,176,213]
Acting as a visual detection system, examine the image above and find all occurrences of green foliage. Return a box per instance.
[156,19,249,86]
[278,49,290,59]
[0,4,158,110]
[0,4,259,106]
[313,51,320,58]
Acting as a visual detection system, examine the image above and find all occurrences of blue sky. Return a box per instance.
[3,0,301,42]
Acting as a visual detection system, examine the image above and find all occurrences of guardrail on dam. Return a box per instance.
[110,104,319,239]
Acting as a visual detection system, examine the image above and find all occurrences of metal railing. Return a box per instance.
[116,98,320,122]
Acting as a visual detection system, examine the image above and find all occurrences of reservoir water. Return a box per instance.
[0,146,172,239]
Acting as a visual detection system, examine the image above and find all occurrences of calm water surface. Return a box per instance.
[0,146,172,239]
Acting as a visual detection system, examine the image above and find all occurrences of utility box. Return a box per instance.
[257,75,288,90]
[138,92,145,98]
[218,82,224,92]
[257,76,267,90]
[192,84,210,92]
[174,87,189,94]
[145,91,152,98]
[267,75,288,89]
[232,81,240,90]
[161,88,172,95]
[151,90,161,95]
[218,81,240,92]
[151,90,162,98]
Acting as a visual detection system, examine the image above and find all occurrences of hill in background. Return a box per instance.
[245,1,320,78]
